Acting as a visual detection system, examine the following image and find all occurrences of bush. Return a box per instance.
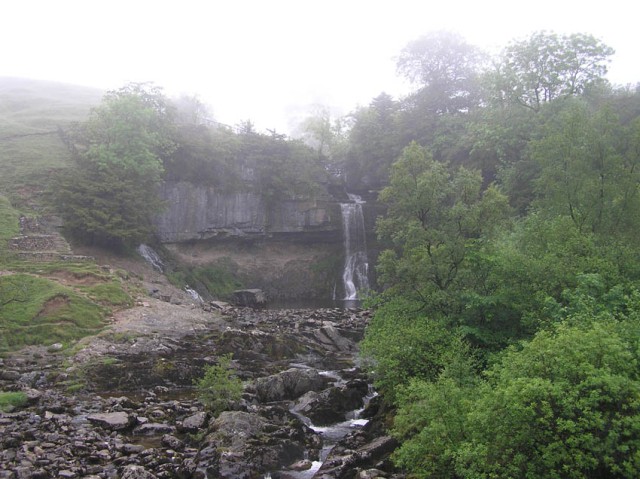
[195,354,243,416]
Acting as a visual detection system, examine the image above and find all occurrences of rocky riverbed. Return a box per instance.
[0,301,400,479]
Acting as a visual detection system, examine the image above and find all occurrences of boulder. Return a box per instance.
[87,412,132,431]
[232,289,267,307]
[294,379,369,426]
[253,368,329,402]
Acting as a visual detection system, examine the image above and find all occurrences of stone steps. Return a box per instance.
[6,215,93,262]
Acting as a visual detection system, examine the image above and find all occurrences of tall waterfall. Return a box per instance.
[340,194,370,300]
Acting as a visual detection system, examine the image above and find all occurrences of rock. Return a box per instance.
[357,469,388,478]
[23,388,43,404]
[253,368,329,402]
[294,380,369,426]
[289,459,313,471]
[232,289,267,307]
[120,465,158,479]
[133,422,176,435]
[161,434,184,451]
[314,324,355,352]
[179,411,208,432]
[87,411,132,430]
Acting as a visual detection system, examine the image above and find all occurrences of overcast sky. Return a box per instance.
[3,0,639,133]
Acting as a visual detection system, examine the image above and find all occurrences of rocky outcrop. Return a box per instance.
[0,306,401,478]
[155,181,342,242]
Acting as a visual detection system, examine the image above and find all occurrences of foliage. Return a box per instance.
[376,141,510,306]
[391,339,479,478]
[489,31,614,110]
[397,31,484,114]
[167,258,243,300]
[0,391,28,412]
[195,354,243,416]
[345,93,402,190]
[360,296,459,401]
[391,316,640,479]
[458,319,640,479]
[53,83,175,249]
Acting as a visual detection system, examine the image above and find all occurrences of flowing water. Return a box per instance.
[340,194,370,300]
[137,244,165,272]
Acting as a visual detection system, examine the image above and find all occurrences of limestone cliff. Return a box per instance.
[155,181,342,242]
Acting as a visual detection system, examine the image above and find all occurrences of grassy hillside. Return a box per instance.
[0,77,103,203]
[0,78,138,353]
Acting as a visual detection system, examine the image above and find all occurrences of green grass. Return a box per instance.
[0,391,27,411]
[82,280,133,307]
[0,273,107,352]
[0,195,20,257]
[0,77,103,202]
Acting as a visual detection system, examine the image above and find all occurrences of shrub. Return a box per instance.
[195,354,243,416]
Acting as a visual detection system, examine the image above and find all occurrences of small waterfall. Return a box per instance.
[340,194,370,300]
[137,244,165,272]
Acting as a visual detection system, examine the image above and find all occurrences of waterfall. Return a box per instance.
[340,194,370,300]
[137,244,165,272]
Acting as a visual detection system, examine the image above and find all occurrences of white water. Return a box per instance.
[340,194,370,300]
[136,244,164,272]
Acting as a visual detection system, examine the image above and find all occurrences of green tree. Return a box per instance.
[345,92,401,190]
[530,99,640,240]
[376,142,510,307]
[195,353,243,417]
[490,31,614,111]
[54,83,175,248]
[458,320,640,479]
[397,31,484,114]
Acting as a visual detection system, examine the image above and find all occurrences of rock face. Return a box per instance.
[155,181,342,242]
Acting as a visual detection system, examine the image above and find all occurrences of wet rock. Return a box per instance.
[317,435,399,478]
[253,368,329,402]
[289,459,313,471]
[87,411,132,430]
[133,422,176,435]
[314,324,356,352]
[294,379,369,426]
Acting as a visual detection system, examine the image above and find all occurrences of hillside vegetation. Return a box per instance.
[0,77,102,202]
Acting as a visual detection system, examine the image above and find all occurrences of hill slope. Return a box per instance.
[0,77,103,203]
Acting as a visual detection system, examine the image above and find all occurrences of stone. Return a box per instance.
[120,465,158,479]
[87,412,132,431]
[133,422,176,435]
[179,411,208,432]
[231,289,267,307]
[253,368,329,402]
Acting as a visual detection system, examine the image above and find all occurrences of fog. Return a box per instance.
[3,0,639,132]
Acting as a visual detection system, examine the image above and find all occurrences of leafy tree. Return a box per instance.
[397,31,484,114]
[490,31,614,111]
[530,99,640,242]
[376,141,510,307]
[296,105,348,176]
[457,320,640,479]
[345,92,402,190]
[391,339,479,478]
[195,353,243,417]
[360,296,459,401]
[54,83,175,248]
